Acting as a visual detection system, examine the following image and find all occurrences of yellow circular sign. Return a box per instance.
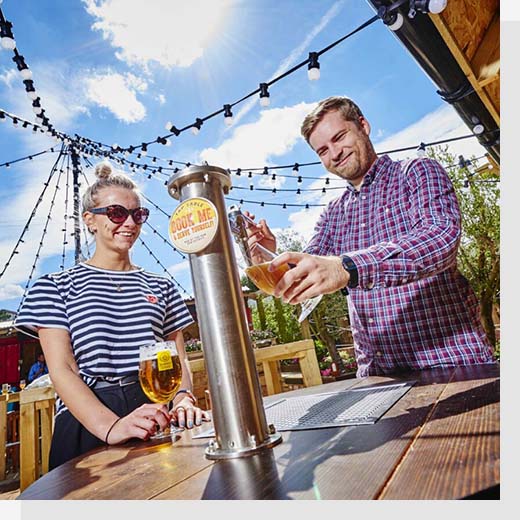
[168,197,219,253]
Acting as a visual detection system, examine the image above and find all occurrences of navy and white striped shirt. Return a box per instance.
[15,263,194,415]
[305,155,495,377]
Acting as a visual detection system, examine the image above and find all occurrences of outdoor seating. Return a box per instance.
[189,339,322,406]
[18,386,55,492]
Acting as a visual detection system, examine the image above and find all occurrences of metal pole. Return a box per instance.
[167,165,282,460]
[69,146,82,264]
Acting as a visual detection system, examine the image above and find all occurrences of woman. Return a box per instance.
[15,161,209,469]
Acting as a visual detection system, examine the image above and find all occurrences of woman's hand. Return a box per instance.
[105,402,171,445]
[171,396,211,429]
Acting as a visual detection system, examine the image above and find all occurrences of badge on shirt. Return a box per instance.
[146,294,158,304]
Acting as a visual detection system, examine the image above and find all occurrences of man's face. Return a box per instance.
[309,110,376,189]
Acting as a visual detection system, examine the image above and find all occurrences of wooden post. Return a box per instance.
[0,394,7,480]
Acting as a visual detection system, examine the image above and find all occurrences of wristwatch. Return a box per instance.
[340,255,359,288]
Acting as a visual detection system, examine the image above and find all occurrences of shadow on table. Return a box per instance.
[200,364,499,499]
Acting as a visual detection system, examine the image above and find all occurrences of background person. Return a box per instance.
[27,352,48,383]
[246,95,495,377]
[15,161,209,469]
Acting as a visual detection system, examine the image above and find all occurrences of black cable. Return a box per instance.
[0,144,65,279]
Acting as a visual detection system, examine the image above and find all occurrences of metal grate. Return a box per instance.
[193,381,415,438]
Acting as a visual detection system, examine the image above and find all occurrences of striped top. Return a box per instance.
[305,155,494,377]
[14,263,194,415]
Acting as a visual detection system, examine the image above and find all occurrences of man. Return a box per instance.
[28,352,48,383]
[247,96,494,377]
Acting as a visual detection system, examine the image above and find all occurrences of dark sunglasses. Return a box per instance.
[89,204,150,224]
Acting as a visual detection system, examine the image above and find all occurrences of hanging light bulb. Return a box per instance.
[425,0,448,14]
[32,98,43,115]
[140,143,148,156]
[416,142,427,158]
[307,52,320,81]
[259,83,270,107]
[0,111,6,122]
[191,118,203,135]
[388,12,404,31]
[470,116,485,135]
[0,19,16,50]
[23,79,37,100]
[223,104,233,126]
[12,54,32,80]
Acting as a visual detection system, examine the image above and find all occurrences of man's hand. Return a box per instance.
[243,211,277,264]
[269,252,350,304]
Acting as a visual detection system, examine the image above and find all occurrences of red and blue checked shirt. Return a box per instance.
[305,155,495,377]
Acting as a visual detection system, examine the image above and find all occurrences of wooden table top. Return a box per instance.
[18,363,500,500]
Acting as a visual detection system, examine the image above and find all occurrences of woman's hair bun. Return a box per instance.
[95,161,113,179]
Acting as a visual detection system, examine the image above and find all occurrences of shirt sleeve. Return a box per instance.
[347,158,461,289]
[14,274,70,339]
[162,280,194,336]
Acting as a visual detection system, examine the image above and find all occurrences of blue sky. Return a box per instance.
[0,0,490,313]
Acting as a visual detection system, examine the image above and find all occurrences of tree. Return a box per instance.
[427,146,500,348]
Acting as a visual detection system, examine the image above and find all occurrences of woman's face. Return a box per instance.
[83,187,142,255]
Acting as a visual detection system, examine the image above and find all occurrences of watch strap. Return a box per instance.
[341,255,359,288]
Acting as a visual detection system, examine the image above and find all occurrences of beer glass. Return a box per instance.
[138,340,183,440]
[19,379,26,391]
[244,243,322,322]
[228,206,322,323]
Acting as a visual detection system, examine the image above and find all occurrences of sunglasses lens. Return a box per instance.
[133,208,149,224]
[106,205,129,223]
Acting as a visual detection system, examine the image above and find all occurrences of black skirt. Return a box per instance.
[49,382,151,470]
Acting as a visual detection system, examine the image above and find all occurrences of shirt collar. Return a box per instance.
[344,154,393,192]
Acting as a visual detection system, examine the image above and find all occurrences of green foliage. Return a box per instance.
[251,296,302,344]
[426,146,500,346]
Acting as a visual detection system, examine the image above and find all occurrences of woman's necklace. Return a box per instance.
[84,261,135,292]
[106,272,124,292]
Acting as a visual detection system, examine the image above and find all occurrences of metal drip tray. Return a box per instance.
[193,381,415,437]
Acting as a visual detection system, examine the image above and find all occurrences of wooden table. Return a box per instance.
[18,364,499,500]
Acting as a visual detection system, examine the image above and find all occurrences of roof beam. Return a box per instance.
[429,13,500,125]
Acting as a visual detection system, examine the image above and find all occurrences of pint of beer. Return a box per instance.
[245,261,290,296]
[138,341,182,403]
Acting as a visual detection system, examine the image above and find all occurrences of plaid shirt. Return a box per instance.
[305,155,494,377]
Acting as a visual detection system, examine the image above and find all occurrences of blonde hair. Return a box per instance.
[82,161,140,212]
[301,96,366,144]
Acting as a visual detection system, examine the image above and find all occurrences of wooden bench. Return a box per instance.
[188,339,322,405]
[19,386,55,491]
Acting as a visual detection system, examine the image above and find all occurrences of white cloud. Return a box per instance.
[156,94,166,105]
[373,104,488,161]
[0,68,18,88]
[199,102,317,171]
[0,284,24,301]
[82,0,233,69]
[84,71,147,123]
[166,260,190,275]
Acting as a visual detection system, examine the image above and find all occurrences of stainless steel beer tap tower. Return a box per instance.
[167,164,282,459]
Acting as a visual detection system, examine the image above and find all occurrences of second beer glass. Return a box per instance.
[138,340,182,440]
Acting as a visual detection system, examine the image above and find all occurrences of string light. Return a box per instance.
[223,104,234,126]
[32,98,42,115]
[259,83,270,107]
[191,118,203,135]
[0,16,15,50]
[307,52,320,81]
[471,116,485,135]
[416,142,426,158]
[410,0,448,16]
[12,53,32,80]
